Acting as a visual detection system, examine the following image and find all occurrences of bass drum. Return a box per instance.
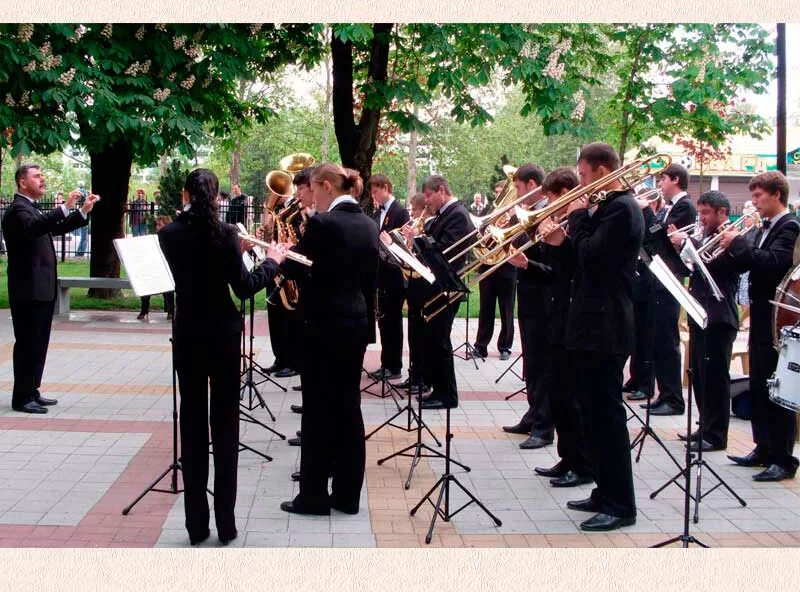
[767,326,800,413]
[772,261,800,349]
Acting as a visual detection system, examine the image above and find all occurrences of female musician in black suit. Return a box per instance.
[158,169,286,545]
[280,163,379,516]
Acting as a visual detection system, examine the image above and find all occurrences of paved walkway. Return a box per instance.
[0,309,799,548]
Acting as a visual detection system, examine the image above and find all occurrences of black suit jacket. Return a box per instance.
[565,190,644,355]
[727,212,800,345]
[158,213,278,338]
[2,194,89,303]
[286,201,379,345]
[372,199,410,290]
[226,195,247,225]
[642,194,696,281]
[427,200,475,275]
[688,234,739,330]
[516,237,558,321]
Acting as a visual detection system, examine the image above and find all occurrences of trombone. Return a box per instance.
[422,153,673,321]
[696,210,761,263]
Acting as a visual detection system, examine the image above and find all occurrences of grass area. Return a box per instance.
[0,257,486,317]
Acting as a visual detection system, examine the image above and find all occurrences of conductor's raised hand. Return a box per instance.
[65,190,82,210]
[80,193,100,215]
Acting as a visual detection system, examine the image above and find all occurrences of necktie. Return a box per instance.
[762,219,772,230]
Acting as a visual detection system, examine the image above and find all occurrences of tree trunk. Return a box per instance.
[331,23,392,208]
[159,153,168,176]
[322,31,333,161]
[407,104,419,199]
[230,137,241,186]
[87,142,133,298]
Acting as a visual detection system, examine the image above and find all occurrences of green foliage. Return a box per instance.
[0,23,326,163]
[156,159,188,218]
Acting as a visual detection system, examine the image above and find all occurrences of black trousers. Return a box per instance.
[518,313,554,438]
[750,340,799,472]
[175,331,241,539]
[406,278,430,386]
[689,322,736,448]
[10,298,55,408]
[267,283,303,372]
[653,287,683,407]
[377,285,405,373]
[139,292,175,315]
[298,328,367,511]
[628,299,655,395]
[570,351,636,518]
[474,273,515,353]
[422,297,460,405]
[547,344,591,475]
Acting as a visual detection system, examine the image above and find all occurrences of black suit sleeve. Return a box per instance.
[435,211,474,252]
[5,204,87,242]
[727,222,800,276]
[223,229,279,300]
[568,200,633,270]
[665,199,696,230]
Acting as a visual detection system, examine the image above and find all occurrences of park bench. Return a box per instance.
[56,276,132,315]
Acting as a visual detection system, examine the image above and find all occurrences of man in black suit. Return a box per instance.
[226,183,247,226]
[280,163,379,516]
[670,191,740,451]
[563,143,642,531]
[719,171,800,481]
[640,164,697,416]
[524,167,593,488]
[473,182,516,362]
[502,163,554,449]
[403,175,474,410]
[2,164,99,413]
[367,174,410,381]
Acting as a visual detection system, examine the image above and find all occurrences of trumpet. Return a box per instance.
[422,153,673,321]
[696,211,762,263]
[236,229,313,267]
[667,220,702,238]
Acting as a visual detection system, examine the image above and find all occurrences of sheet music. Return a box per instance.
[679,240,724,301]
[113,235,175,297]
[386,242,436,284]
[649,255,708,329]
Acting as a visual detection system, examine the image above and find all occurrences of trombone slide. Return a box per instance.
[236,230,313,267]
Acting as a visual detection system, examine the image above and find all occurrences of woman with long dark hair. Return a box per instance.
[158,168,286,545]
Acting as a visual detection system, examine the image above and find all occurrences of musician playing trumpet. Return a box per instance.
[716,171,800,481]
[669,191,740,452]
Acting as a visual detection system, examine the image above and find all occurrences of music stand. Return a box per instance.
[113,236,184,515]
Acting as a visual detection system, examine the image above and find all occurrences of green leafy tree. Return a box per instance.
[156,159,189,220]
[606,23,774,161]
[0,23,324,295]
[329,23,612,204]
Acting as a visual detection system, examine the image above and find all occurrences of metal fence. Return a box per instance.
[0,199,264,260]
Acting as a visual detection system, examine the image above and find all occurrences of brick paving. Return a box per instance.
[0,309,799,548]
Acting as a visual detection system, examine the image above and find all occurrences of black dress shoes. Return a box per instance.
[420,399,457,410]
[622,381,636,393]
[550,471,593,488]
[218,531,238,546]
[753,464,795,482]
[502,423,531,435]
[688,439,724,452]
[189,529,211,546]
[534,461,569,478]
[566,498,602,513]
[677,431,701,442]
[648,401,685,416]
[580,513,636,532]
[288,437,301,446]
[330,497,359,515]
[291,471,300,482]
[727,449,768,467]
[13,401,47,414]
[368,368,402,380]
[499,350,511,361]
[626,390,650,401]
[292,385,303,392]
[280,500,330,516]
[519,435,553,450]
[35,395,57,406]
[394,378,413,389]
[264,363,281,374]
[274,368,298,378]
[290,405,303,414]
